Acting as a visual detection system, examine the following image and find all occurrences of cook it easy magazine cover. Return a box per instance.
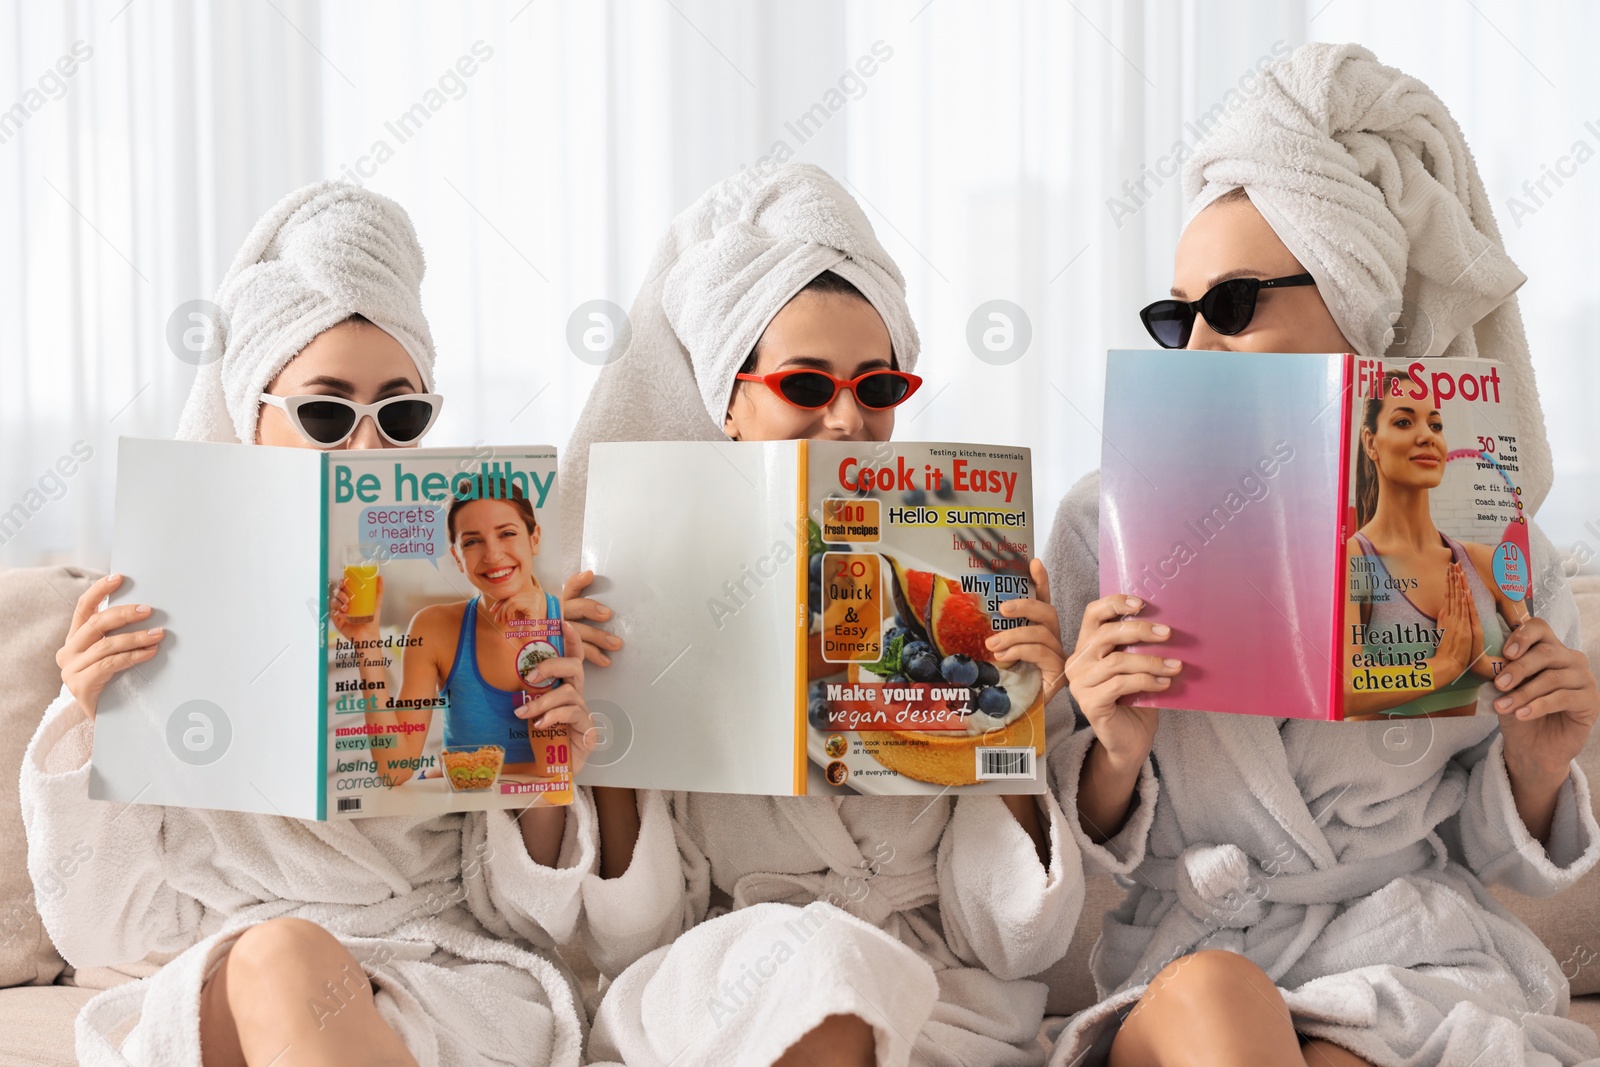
[578,439,1046,797]
[803,442,1045,794]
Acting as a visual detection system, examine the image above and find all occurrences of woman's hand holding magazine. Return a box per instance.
[514,620,595,866]
[983,559,1070,704]
[1493,614,1600,842]
[518,620,597,774]
[1066,593,1176,845]
[561,569,623,667]
[57,572,166,720]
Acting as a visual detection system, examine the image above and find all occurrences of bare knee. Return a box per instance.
[773,1013,875,1067]
[225,917,363,995]
[1114,951,1300,1067]
[1146,949,1277,1009]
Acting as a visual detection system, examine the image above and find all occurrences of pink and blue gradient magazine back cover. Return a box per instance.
[1098,350,1350,719]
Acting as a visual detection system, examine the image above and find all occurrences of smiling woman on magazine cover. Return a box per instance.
[1343,368,1524,720]
[331,484,573,782]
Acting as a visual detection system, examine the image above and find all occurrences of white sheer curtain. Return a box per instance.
[0,0,323,564]
[2,0,1595,573]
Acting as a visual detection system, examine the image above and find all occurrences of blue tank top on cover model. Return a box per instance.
[442,593,562,764]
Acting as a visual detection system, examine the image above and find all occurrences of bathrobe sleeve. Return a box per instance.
[1050,726,1159,877]
[936,789,1085,980]
[1449,732,1600,896]
[1043,469,1099,605]
[1445,524,1600,895]
[461,786,600,949]
[18,688,205,967]
[1039,471,1161,871]
[578,789,709,979]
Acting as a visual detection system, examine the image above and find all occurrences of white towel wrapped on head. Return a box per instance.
[175,180,437,445]
[1182,41,1555,514]
[560,162,920,571]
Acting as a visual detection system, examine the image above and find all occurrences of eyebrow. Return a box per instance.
[296,375,419,396]
[460,522,522,537]
[1389,406,1441,417]
[776,356,893,373]
[1170,267,1271,300]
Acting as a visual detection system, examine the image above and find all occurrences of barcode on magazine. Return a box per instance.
[976,747,1034,780]
[337,797,363,813]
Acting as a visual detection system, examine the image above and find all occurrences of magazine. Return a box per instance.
[578,439,1045,795]
[91,438,572,818]
[1099,350,1529,720]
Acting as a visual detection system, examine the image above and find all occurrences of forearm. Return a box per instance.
[1078,738,1143,843]
[593,786,641,879]
[517,804,568,868]
[1504,745,1571,846]
[1471,656,1507,681]
[1002,793,1049,866]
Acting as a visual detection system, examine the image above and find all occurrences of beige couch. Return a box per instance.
[2,565,1598,1063]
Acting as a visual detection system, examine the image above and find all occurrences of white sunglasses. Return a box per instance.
[259,392,444,448]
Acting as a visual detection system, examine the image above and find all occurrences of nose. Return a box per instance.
[1185,316,1228,352]
[344,414,386,450]
[823,387,866,436]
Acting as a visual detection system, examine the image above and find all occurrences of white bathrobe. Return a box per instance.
[581,787,1088,1067]
[1043,471,1600,1067]
[21,689,594,1067]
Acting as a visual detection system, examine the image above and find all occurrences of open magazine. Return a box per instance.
[1099,350,1529,720]
[578,440,1044,796]
[92,438,572,819]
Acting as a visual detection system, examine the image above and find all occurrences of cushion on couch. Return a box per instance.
[0,984,98,1064]
[0,566,101,988]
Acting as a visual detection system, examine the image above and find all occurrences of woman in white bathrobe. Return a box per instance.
[24,182,597,1067]
[557,164,1088,1067]
[1048,44,1600,1067]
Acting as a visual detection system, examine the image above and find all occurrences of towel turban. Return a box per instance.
[175,180,436,444]
[562,163,920,565]
[1182,42,1553,513]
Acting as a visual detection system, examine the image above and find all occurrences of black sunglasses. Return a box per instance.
[1139,273,1317,349]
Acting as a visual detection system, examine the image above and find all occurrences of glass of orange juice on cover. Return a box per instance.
[342,546,379,624]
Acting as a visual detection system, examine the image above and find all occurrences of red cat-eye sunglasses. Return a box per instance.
[734,368,923,411]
